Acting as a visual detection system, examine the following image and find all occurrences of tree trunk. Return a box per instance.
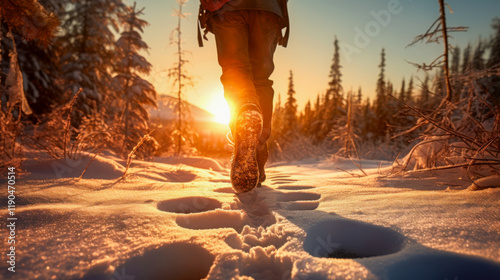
[439,0,452,102]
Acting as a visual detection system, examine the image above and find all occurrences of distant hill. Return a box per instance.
[149,94,215,122]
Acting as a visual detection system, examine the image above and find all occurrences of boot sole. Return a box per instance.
[231,110,262,193]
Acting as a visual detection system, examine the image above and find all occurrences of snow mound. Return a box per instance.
[23,153,125,180]
[208,247,294,280]
[387,251,500,280]
[304,219,406,258]
[111,243,215,280]
[154,156,224,171]
[157,197,222,214]
[468,175,500,190]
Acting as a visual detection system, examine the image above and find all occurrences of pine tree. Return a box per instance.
[272,94,283,136]
[327,36,342,101]
[0,0,59,46]
[433,68,445,97]
[322,36,344,140]
[2,0,65,116]
[1,29,63,115]
[113,3,157,154]
[471,39,485,70]
[406,76,414,103]
[310,93,323,144]
[59,0,126,127]
[361,97,374,140]
[374,48,387,137]
[461,43,471,73]
[1,0,62,115]
[168,0,194,156]
[420,74,430,106]
[487,18,500,68]
[300,100,312,135]
[398,78,406,101]
[450,45,461,74]
[283,70,297,134]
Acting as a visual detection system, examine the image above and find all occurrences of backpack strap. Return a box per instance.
[197,4,211,47]
[197,4,205,47]
[279,0,290,47]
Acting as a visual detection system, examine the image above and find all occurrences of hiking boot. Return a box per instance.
[256,141,268,188]
[230,108,263,193]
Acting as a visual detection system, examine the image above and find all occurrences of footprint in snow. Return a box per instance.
[277,185,315,190]
[277,192,321,202]
[213,186,235,194]
[304,219,406,259]
[275,190,322,211]
[272,179,298,184]
[157,196,222,214]
[175,209,246,232]
[267,174,292,180]
[83,243,215,280]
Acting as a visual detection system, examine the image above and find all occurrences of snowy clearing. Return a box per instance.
[1,152,500,280]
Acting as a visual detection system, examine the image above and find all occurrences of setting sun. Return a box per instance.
[207,94,231,125]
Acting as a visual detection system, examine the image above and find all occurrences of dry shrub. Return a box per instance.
[0,101,23,170]
[395,67,500,182]
[269,134,327,163]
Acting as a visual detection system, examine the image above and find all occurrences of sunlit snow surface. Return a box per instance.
[2,152,500,280]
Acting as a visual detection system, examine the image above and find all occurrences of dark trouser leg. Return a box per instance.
[248,11,281,143]
[247,11,280,183]
[210,11,261,132]
[211,10,280,185]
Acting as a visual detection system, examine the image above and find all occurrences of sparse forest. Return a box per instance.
[1,0,159,170]
[1,1,499,182]
[270,16,500,184]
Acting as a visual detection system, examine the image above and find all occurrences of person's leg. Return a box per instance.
[248,11,281,142]
[247,11,281,184]
[209,11,261,131]
[210,11,263,192]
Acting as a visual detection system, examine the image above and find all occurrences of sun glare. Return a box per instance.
[207,95,231,125]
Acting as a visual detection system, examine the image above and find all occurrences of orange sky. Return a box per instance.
[134,0,499,120]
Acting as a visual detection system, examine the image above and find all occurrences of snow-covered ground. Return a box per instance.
[2,151,500,280]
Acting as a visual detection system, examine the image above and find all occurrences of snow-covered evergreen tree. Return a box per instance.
[59,0,126,127]
[1,0,61,114]
[113,3,156,153]
[0,0,59,46]
[321,36,344,141]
